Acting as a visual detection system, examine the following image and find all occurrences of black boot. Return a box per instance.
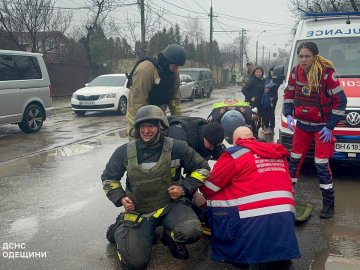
[320,188,335,219]
[106,212,124,243]
[161,231,189,260]
[320,204,334,219]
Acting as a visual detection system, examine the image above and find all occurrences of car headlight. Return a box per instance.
[105,93,116,98]
[72,93,77,99]
[99,94,106,99]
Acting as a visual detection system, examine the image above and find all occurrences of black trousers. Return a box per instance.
[114,201,202,270]
[261,105,275,129]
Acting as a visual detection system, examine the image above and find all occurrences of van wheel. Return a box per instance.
[117,97,127,115]
[206,88,212,98]
[18,104,44,133]
[74,110,86,116]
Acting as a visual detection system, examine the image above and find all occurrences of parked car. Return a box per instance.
[0,49,52,133]
[179,68,213,98]
[179,74,195,100]
[71,74,128,116]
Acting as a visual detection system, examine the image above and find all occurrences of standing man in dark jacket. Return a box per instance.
[102,105,210,269]
[126,44,186,136]
[241,66,265,110]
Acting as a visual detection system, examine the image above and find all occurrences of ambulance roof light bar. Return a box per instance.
[304,11,360,18]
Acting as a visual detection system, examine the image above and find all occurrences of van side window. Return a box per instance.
[0,54,42,81]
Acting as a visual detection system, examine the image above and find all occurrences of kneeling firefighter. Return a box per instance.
[101,105,210,269]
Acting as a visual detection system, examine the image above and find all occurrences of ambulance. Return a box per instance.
[278,12,360,162]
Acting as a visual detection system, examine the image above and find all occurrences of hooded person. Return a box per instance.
[200,126,300,267]
[126,44,186,136]
[167,116,225,160]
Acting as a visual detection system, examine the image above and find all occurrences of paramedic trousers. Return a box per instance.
[288,127,335,206]
[114,201,202,270]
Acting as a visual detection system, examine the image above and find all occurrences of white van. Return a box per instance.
[0,50,53,133]
[278,12,360,162]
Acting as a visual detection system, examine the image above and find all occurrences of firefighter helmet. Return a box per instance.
[162,44,186,66]
[220,110,245,144]
[134,105,169,129]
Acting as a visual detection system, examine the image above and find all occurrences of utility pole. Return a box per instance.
[262,45,265,66]
[139,0,145,58]
[240,29,246,74]
[209,0,213,70]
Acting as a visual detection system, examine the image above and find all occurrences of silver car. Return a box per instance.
[179,74,195,101]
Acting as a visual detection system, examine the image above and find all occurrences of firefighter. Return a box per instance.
[283,41,347,219]
[102,105,210,269]
[126,44,186,136]
[200,126,300,268]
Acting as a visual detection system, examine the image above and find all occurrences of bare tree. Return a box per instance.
[80,0,115,78]
[108,0,164,57]
[183,16,205,48]
[0,0,72,52]
[289,0,359,17]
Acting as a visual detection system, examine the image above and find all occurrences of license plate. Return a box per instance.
[335,142,360,153]
[79,101,95,106]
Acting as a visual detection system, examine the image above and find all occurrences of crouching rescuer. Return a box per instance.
[101,105,210,269]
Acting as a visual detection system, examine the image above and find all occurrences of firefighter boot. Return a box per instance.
[161,230,189,260]
[320,189,334,219]
[106,212,124,243]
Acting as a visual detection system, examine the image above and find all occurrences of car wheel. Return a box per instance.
[74,110,86,116]
[18,104,44,133]
[117,97,127,115]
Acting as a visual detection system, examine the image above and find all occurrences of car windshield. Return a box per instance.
[291,37,360,77]
[180,71,200,80]
[88,75,127,87]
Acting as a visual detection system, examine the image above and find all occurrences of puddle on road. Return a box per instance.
[0,130,129,179]
[311,179,360,270]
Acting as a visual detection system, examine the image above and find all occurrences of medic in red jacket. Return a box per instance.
[283,42,347,219]
[200,136,300,265]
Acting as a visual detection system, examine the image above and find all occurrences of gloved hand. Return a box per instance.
[319,126,332,143]
[286,115,295,132]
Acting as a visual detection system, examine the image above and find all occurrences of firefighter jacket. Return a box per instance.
[126,59,181,130]
[101,136,210,215]
[283,65,347,131]
[200,138,300,264]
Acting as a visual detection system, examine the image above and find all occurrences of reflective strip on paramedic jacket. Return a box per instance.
[203,180,221,192]
[207,191,295,218]
[328,85,342,95]
[283,99,294,104]
[332,109,345,116]
[315,157,328,164]
[287,86,295,91]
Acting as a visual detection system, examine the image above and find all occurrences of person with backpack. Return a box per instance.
[126,44,186,136]
[167,116,225,160]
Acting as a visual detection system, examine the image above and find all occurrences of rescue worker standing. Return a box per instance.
[126,44,186,135]
[283,42,347,219]
[102,105,210,269]
[167,116,225,160]
[200,126,300,269]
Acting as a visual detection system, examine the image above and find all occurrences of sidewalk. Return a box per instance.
[52,96,71,109]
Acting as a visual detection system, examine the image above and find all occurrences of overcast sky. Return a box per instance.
[58,0,297,60]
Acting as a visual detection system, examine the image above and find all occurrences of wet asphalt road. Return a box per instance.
[0,86,360,270]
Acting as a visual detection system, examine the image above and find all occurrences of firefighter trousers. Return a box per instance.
[114,201,202,270]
